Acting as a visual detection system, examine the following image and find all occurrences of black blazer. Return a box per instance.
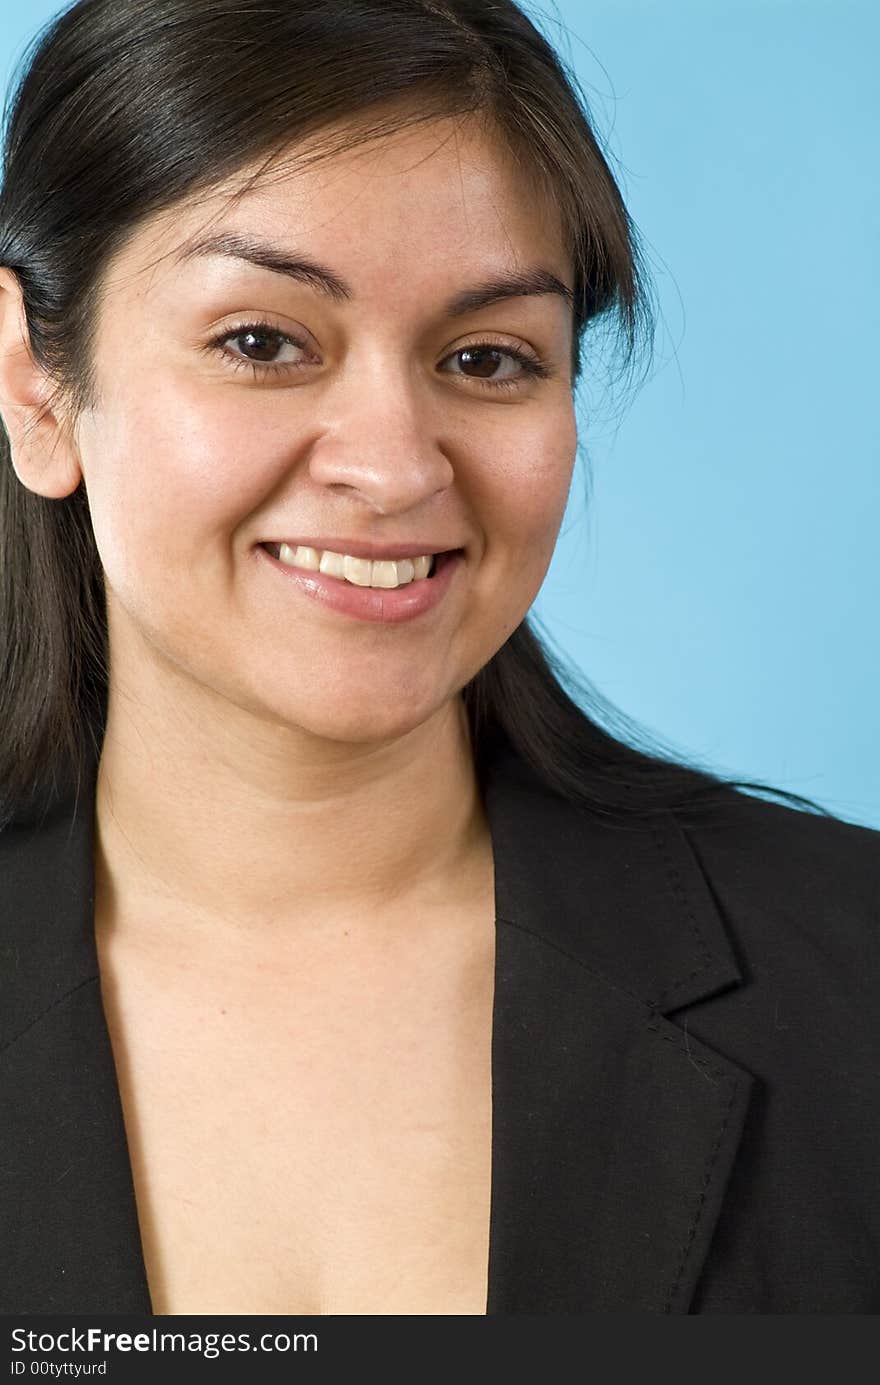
[1,731,879,1315]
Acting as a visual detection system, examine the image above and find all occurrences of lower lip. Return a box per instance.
[256,545,465,624]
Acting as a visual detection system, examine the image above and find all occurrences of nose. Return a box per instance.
[306,362,455,516]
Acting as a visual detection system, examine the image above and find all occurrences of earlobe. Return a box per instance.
[0,266,83,499]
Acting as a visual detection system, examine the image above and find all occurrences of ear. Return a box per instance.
[0,266,83,499]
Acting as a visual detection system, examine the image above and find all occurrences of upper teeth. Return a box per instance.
[277,544,435,588]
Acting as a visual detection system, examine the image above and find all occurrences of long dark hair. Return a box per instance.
[0,0,830,831]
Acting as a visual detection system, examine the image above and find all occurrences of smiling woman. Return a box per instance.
[0,0,878,1321]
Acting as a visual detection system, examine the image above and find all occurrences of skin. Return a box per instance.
[0,110,579,1307]
[0,111,577,952]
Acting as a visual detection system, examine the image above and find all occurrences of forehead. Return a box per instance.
[106,114,570,296]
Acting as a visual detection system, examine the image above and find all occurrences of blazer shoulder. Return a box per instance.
[670,786,880,991]
[673,785,880,899]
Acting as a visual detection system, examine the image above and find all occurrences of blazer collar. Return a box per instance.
[482,736,753,1312]
[0,731,753,1314]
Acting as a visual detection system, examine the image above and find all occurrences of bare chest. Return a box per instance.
[96,907,496,1316]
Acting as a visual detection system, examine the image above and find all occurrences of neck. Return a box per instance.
[93,672,489,948]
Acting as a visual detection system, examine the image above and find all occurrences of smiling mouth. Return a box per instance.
[258,543,462,587]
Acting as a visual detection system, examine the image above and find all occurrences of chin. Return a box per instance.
[272,698,446,748]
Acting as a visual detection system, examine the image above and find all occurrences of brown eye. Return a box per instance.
[439,341,550,390]
[208,320,317,377]
[458,347,507,379]
[226,325,310,365]
[236,327,284,362]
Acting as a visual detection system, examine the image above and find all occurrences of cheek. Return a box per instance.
[83,381,286,573]
[483,406,577,567]
[466,405,576,649]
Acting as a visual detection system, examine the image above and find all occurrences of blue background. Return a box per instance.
[2,1,877,825]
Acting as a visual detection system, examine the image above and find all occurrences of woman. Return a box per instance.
[0,0,877,1316]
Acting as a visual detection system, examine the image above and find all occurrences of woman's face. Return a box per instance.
[73,114,578,745]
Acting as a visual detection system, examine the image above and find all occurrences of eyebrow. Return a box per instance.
[173,231,574,316]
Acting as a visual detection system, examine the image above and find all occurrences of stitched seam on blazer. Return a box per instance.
[645,1015,728,1084]
[499,913,739,1082]
[650,817,719,1008]
[496,913,650,1009]
[0,974,99,1059]
[659,1056,739,1314]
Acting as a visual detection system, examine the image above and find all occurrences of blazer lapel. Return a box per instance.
[482,739,754,1313]
[0,765,152,1313]
[0,732,753,1315]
